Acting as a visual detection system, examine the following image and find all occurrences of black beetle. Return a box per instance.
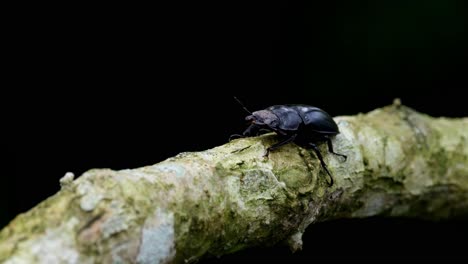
[230,98,346,186]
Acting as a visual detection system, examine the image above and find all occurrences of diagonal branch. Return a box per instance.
[1,102,467,263]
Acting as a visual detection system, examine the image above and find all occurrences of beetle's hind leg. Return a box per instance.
[308,143,333,186]
[325,136,347,161]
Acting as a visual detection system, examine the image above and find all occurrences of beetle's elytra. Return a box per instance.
[230,99,347,186]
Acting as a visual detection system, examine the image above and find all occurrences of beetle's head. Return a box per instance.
[246,110,279,128]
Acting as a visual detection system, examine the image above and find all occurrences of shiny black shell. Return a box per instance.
[266,105,339,134]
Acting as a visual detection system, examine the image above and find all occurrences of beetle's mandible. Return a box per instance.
[230,98,347,186]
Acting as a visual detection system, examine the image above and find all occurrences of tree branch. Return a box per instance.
[1,102,467,263]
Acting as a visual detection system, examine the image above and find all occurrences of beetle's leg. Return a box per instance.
[325,136,347,161]
[243,124,260,137]
[256,128,271,136]
[308,143,333,186]
[229,124,260,141]
[264,134,297,157]
[229,134,244,141]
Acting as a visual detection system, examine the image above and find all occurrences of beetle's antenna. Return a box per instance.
[233,96,252,114]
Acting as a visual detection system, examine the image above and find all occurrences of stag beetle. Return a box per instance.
[230,97,347,186]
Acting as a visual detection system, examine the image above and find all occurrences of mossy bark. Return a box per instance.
[1,103,467,263]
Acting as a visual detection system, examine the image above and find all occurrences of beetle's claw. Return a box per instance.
[331,152,347,162]
[338,154,347,162]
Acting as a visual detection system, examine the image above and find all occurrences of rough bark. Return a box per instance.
[1,102,467,263]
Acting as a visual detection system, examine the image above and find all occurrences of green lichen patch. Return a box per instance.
[2,104,467,263]
[0,190,75,262]
[271,145,316,194]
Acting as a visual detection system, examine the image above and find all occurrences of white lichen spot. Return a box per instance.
[76,180,92,195]
[111,240,140,264]
[384,137,405,173]
[112,255,125,264]
[5,218,80,264]
[336,119,349,127]
[102,215,129,239]
[80,193,103,212]
[404,156,433,195]
[197,151,217,161]
[77,180,103,212]
[278,181,286,189]
[150,163,186,178]
[287,231,303,252]
[357,125,384,172]
[121,169,158,184]
[60,172,75,189]
[434,119,465,153]
[332,121,365,176]
[225,176,245,210]
[137,208,175,264]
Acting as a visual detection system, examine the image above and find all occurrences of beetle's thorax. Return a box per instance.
[246,110,278,127]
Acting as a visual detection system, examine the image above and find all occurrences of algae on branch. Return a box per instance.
[1,104,467,263]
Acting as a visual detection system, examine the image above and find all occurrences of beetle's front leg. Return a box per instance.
[229,124,260,141]
[243,124,260,136]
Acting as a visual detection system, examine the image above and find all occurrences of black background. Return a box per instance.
[2,1,467,262]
